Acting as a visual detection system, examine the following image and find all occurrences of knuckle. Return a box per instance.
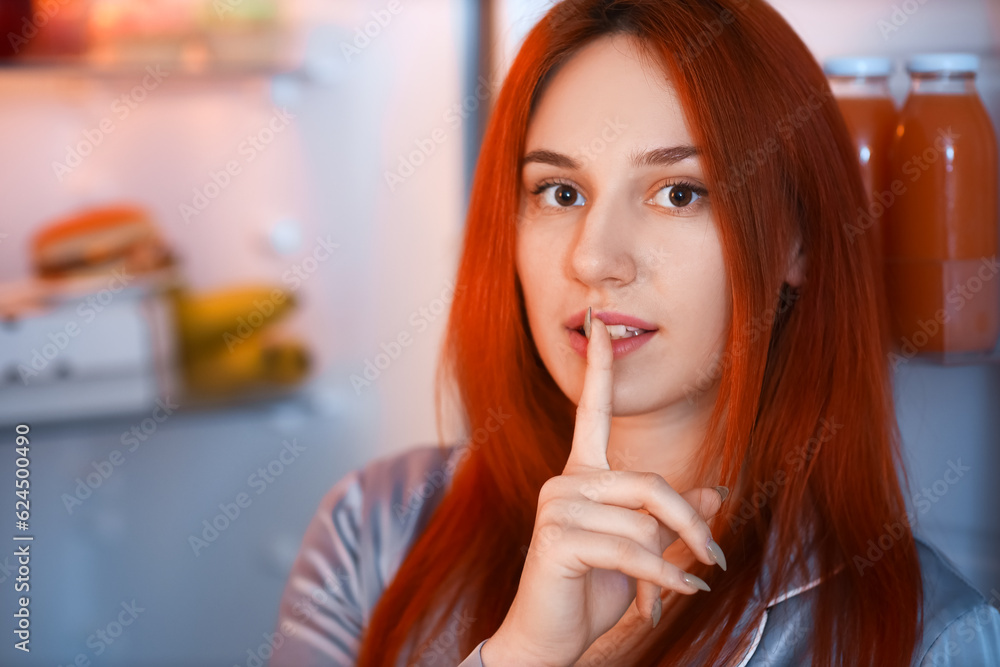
[537,498,570,528]
[696,488,721,517]
[639,471,667,493]
[537,522,565,550]
[686,506,705,533]
[614,537,636,562]
[534,500,555,526]
[580,484,600,502]
[637,513,660,543]
[655,559,676,588]
[547,527,575,560]
[538,476,561,504]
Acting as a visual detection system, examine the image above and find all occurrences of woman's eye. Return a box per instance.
[650,183,703,209]
[538,183,586,208]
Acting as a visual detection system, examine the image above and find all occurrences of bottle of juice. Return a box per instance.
[884,53,999,356]
[824,57,897,212]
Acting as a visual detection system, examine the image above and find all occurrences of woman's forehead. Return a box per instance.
[523,34,696,163]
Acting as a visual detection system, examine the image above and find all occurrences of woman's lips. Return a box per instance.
[567,326,656,359]
[564,309,659,331]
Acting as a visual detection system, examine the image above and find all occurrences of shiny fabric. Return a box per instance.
[269,444,1000,666]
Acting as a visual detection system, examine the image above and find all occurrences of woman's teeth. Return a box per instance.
[606,325,647,340]
[579,309,651,340]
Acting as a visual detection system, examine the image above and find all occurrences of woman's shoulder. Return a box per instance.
[746,531,999,666]
[323,442,462,542]
[270,443,464,665]
[910,533,1000,664]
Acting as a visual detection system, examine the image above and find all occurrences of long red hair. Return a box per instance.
[358,1,923,665]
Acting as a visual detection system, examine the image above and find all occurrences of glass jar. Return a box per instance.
[825,57,898,208]
[885,53,999,356]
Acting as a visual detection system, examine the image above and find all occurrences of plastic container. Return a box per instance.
[884,53,999,355]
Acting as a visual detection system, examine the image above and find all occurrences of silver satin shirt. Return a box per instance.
[270,444,1000,666]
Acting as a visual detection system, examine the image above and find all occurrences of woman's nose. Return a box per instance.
[568,196,638,288]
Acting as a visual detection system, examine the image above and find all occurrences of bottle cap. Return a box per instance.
[906,53,979,74]
[823,57,893,78]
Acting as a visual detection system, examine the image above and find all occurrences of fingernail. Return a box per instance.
[714,486,730,502]
[651,597,662,628]
[584,306,592,340]
[681,572,711,592]
[706,537,727,571]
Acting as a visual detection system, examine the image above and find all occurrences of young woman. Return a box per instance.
[270,1,1000,665]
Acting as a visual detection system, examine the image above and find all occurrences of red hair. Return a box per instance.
[358,1,922,665]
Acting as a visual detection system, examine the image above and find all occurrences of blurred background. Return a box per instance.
[0,0,997,665]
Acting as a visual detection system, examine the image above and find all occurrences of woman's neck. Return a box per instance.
[605,386,720,491]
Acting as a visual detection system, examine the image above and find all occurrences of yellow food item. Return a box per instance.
[180,335,309,397]
[170,285,296,354]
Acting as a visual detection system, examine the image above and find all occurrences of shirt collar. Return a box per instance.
[753,514,828,607]
[727,513,845,666]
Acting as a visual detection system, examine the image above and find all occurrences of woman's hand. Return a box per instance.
[481,314,727,667]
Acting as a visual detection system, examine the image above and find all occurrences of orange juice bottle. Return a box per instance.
[825,57,898,218]
[885,53,999,356]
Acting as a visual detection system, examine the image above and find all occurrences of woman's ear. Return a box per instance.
[784,237,806,287]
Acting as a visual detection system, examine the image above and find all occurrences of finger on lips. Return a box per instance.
[566,306,614,473]
[561,306,728,620]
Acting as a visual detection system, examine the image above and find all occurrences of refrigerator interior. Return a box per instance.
[0,0,996,665]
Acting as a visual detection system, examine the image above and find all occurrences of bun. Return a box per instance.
[31,205,174,278]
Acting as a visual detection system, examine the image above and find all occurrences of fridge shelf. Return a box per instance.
[903,337,1000,366]
[0,54,299,79]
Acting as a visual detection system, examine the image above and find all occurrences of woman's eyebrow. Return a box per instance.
[521,145,700,169]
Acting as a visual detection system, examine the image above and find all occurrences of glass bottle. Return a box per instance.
[825,57,898,206]
[885,53,999,356]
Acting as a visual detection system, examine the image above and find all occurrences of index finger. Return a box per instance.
[565,308,613,473]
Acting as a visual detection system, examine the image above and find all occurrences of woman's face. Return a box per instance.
[516,33,731,416]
